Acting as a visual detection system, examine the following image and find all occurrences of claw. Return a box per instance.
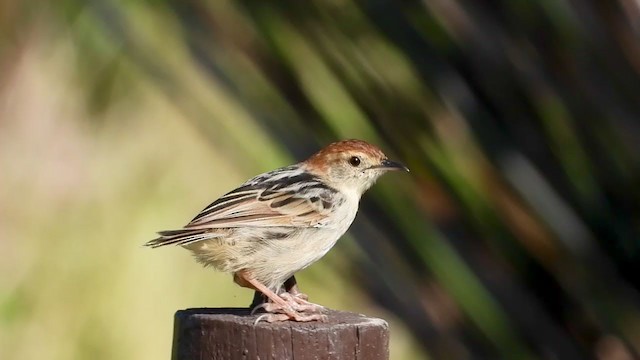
[240,273,326,323]
[254,313,291,324]
[280,292,324,314]
[251,300,296,315]
[295,293,309,301]
[250,302,269,315]
[291,313,327,322]
[251,292,326,323]
[254,312,327,324]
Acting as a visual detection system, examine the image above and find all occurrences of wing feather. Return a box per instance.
[185,187,333,229]
[146,166,338,248]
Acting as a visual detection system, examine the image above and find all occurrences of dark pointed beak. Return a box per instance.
[376,159,409,172]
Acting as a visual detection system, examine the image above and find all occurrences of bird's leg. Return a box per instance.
[248,276,299,310]
[249,290,266,310]
[249,276,316,310]
[235,271,326,323]
[283,275,307,300]
[281,275,324,313]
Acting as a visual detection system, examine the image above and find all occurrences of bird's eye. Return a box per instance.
[349,156,361,167]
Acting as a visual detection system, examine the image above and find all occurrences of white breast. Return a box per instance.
[255,192,360,290]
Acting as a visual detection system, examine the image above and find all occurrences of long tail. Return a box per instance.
[145,228,214,248]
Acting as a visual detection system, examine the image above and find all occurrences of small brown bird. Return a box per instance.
[146,139,408,322]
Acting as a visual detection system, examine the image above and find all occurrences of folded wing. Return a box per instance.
[145,182,336,248]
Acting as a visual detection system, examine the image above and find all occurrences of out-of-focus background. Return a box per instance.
[2,1,640,359]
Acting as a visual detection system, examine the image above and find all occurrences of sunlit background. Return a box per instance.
[2,1,640,359]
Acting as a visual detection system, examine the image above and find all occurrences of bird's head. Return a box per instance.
[304,139,408,196]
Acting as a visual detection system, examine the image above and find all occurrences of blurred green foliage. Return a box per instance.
[2,0,640,359]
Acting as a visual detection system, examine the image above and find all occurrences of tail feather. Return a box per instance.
[145,229,213,248]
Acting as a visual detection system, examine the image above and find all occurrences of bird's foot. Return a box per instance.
[251,297,324,315]
[251,292,327,323]
[280,292,324,314]
[254,311,327,324]
[251,301,327,323]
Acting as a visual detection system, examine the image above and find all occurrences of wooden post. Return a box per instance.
[172,308,389,360]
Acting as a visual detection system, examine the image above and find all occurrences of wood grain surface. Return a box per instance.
[171,308,389,360]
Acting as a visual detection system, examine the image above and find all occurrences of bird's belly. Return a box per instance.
[186,200,358,291]
[244,227,346,290]
[279,227,342,269]
[186,229,351,290]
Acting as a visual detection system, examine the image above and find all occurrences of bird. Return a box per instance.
[146,139,408,322]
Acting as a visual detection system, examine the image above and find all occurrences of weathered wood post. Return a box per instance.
[172,308,389,360]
